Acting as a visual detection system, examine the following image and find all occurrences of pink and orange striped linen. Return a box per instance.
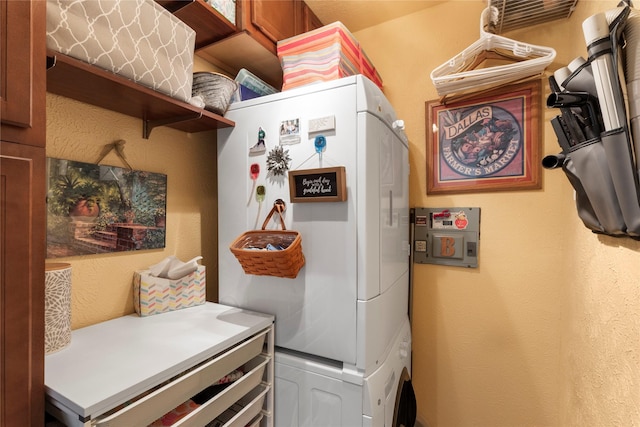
[277,21,382,90]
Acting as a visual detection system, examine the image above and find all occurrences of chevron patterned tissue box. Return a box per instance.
[133,266,206,317]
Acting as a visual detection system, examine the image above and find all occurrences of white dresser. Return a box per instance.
[45,302,274,427]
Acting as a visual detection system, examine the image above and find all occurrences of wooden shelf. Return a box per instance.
[197,31,283,89]
[46,50,234,138]
[157,0,237,49]
[156,0,283,89]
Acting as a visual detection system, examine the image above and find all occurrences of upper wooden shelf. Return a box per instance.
[157,0,283,89]
[46,50,234,138]
[157,0,237,49]
[197,32,283,89]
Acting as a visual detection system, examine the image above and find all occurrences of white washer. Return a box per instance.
[275,317,414,427]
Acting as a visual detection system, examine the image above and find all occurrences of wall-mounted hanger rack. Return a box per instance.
[489,0,579,34]
[430,7,556,99]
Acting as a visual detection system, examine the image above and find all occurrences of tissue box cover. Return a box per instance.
[277,21,383,91]
[133,266,206,317]
[46,0,195,102]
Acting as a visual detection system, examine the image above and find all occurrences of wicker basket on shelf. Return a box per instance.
[192,71,238,115]
[229,201,305,279]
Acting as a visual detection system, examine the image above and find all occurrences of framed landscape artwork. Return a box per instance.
[46,158,167,258]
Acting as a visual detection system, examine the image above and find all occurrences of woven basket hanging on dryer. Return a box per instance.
[230,199,305,279]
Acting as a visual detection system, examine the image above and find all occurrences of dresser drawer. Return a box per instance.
[93,329,268,427]
[171,355,270,426]
[207,384,269,427]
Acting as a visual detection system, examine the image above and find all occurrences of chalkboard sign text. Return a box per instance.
[288,167,346,203]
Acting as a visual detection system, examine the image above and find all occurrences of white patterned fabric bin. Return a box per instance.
[207,0,236,25]
[45,263,72,355]
[46,0,195,102]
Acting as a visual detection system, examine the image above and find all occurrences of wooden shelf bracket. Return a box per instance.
[143,112,203,139]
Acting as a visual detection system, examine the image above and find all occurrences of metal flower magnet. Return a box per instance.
[266,146,291,176]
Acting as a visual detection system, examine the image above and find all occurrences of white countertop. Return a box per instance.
[45,302,273,419]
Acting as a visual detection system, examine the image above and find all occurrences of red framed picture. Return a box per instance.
[426,80,542,194]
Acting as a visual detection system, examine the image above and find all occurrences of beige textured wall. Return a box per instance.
[46,56,221,329]
[354,0,639,426]
[46,2,640,425]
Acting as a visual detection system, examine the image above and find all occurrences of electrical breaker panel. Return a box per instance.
[412,207,480,268]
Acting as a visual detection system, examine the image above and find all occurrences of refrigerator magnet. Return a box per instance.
[249,127,266,155]
[279,118,301,145]
[266,145,291,176]
[247,163,260,206]
[314,135,327,167]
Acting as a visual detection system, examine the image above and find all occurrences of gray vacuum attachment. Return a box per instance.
[546,5,640,237]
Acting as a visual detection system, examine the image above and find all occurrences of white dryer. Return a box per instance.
[217,76,415,426]
[274,317,415,427]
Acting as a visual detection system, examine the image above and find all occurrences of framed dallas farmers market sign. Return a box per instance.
[426,80,542,194]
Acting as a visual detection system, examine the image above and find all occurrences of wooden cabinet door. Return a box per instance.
[0,142,46,427]
[0,0,46,425]
[237,0,322,55]
[297,1,323,34]
[0,0,46,147]
[250,0,297,43]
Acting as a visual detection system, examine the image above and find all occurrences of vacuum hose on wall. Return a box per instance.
[625,9,640,178]
[546,4,640,237]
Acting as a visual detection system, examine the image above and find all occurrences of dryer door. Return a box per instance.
[355,110,410,302]
[393,367,417,427]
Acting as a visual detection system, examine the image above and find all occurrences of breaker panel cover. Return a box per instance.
[412,207,480,268]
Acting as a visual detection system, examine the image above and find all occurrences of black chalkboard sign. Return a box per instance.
[288,167,347,203]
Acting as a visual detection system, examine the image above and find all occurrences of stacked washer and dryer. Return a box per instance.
[217,75,416,426]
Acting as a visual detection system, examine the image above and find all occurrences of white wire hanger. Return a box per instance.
[430,6,557,99]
